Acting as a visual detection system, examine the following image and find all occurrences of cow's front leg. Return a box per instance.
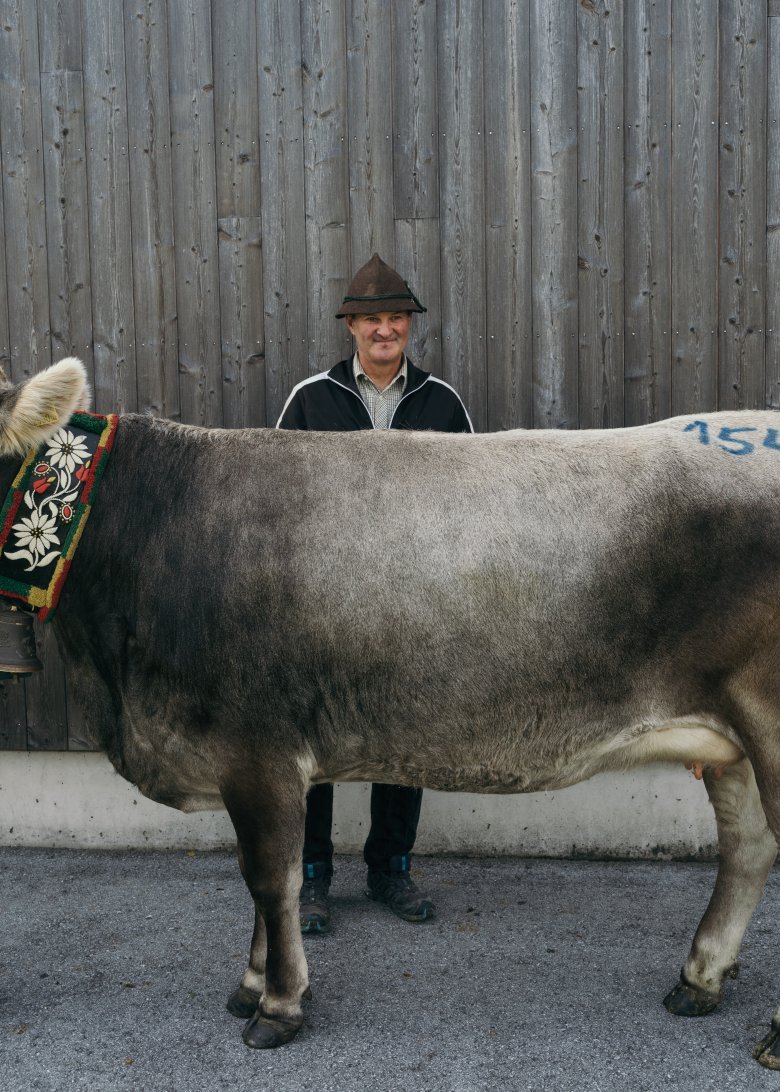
[664,757,777,1017]
[226,844,268,1018]
[222,774,310,1048]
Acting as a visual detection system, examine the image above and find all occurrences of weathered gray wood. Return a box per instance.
[0,109,10,376]
[0,0,51,380]
[40,0,94,375]
[167,0,222,426]
[0,39,26,747]
[484,0,533,431]
[770,1,780,17]
[438,0,487,430]
[40,71,93,368]
[0,678,27,749]
[768,16,780,408]
[82,0,138,415]
[392,0,439,220]
[0,0,59,748]
[718,0,767,410]
[35,0,90,750]
[624,0,672,425]
[257,0,309,424]
[346,0,395,263]
[217,217,266,427]
[213,0,265,428]
[123,0,180,421]
[301,1,352,375]
[395,217,442,377]
[530,0,578,428]
[670,1,719,414]
[577,0,625,430]
[38,0,82,73]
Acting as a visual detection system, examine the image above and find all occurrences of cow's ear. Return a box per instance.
[0,357,91,457]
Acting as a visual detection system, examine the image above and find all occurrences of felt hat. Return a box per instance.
[335,253,426,318]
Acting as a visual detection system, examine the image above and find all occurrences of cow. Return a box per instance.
[0,357,778,1069]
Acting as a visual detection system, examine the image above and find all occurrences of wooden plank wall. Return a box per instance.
[0,0,778,749]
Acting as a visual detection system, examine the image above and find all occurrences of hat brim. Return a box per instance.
[335,296,426,319]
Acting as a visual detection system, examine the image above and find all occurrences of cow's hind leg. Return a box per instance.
[663,757,777,1017]
[222,771,310,1048]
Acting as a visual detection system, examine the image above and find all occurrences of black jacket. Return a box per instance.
[276,358,473,433]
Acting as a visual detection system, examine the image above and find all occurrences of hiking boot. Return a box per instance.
[0,601,42,674]
[365,855,435,923]
[300,862,331,935]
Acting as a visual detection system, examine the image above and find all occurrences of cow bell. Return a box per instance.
[0,600,43,675]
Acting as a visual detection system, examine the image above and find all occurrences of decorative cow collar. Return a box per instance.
[0,412,118,620]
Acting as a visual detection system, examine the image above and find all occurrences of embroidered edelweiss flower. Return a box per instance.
[4,506,62,570]
[45,428,90,475]
[11,508,60,558]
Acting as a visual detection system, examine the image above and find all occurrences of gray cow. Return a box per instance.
[1,358,779,1069]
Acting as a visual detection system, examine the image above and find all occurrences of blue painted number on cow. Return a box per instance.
[683,421,711,445]
[717,426,757,455]
[683,420,768,456]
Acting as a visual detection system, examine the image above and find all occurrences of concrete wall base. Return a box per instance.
[0,752,719,858]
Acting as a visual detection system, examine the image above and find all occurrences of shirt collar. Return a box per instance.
[352,353,408,393]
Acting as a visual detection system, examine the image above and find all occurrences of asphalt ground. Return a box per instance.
[0,849,778,1092]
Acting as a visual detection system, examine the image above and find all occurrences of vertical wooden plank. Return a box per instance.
[0,680,27,749]
[213,0,265,428]
[82,0,138,414]
[438,0,487,430]
[395,217,442,376]
[167,0,222,425]
[719,0,767,410]
[392,0,439,221]
[31,0,92,750]
[577,0,624,430]
[301,1,352,375]
[124,0,180,420]
[39,0,94,373]
[624,0,672,426]
[0,105,10,376]
[671,1,719,414]
[0,0,51,381]
[530,0,578,429]
[257,0,308,423]
[0,0,50,749]
[346,0,395,262]
[484,0,532,431]
[768,17,780,408]
[392,0,442,381]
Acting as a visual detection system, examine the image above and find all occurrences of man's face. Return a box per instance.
[346,311,412,372]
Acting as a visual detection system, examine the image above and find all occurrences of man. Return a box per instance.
[276,253,473,933]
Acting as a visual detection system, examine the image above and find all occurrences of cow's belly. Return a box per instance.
[319,716,744,794]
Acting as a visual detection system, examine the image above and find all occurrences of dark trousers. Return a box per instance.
[303,782,423,875]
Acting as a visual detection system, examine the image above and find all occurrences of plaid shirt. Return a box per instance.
[353,354,408,429]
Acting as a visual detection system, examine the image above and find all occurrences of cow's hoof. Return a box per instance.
[663,979,720,1017]
[226,984,261,1019]
[754,1025,780,1070]
[242,1010,303,1049]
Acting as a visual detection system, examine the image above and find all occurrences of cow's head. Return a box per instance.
[0,357,90,457]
